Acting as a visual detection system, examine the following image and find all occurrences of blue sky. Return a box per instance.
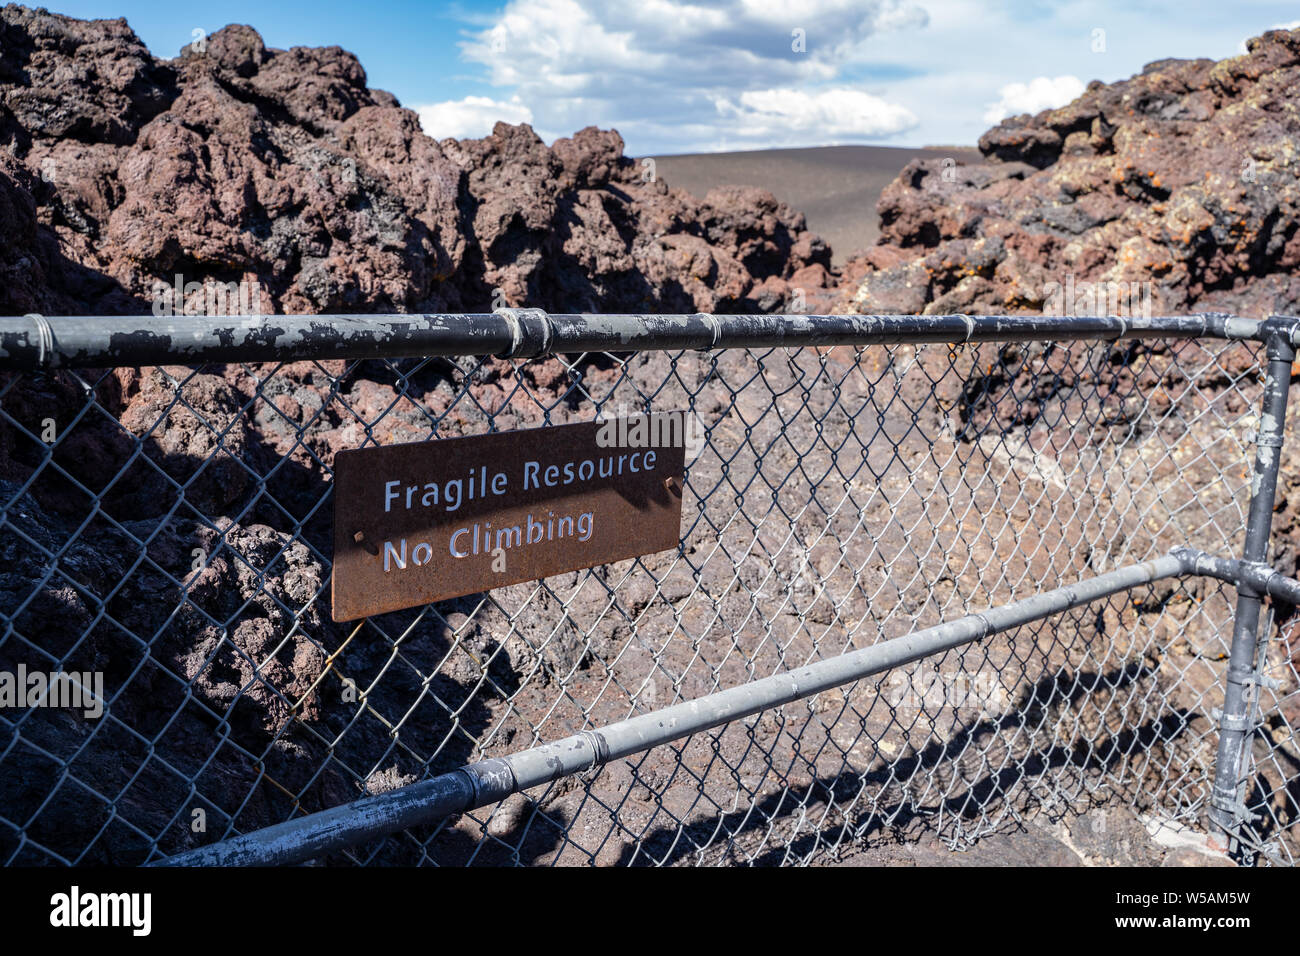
[47,0,1300,154]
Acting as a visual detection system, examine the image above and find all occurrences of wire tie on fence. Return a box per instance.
[579,729,610,772]
[696,312,722,351]
[493,307,552,358]
[960,314,975,342]
[25,313,53,366]
[494,307,523,358]
[534,307,554,356]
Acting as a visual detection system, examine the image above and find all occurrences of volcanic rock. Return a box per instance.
[835,28,1300,318]
[0,5,828,318]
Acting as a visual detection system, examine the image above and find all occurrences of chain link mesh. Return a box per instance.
[1,332,1295,865]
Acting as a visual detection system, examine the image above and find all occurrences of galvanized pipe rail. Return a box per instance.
[0,310,1266,369]
[158,549,1277,867]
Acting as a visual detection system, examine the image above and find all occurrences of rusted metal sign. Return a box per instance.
[332,416,686,621]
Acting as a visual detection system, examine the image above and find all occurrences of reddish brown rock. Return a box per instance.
[835,28,1300,319]
[0,5,828,321]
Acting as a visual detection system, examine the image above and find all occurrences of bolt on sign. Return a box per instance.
[332,415,687,621]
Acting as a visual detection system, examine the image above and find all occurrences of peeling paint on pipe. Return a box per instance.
[0,313,518,369]
[0,311,1258,370]
[154,553,1193,867]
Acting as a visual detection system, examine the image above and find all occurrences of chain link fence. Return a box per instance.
[0,311,1297,866]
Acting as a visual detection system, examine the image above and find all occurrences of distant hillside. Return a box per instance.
[652,145,982,267]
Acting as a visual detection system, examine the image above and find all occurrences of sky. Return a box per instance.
[45,0,1300,155]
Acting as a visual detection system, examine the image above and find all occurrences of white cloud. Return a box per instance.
[982,75,1085,125]
[863,3,1300,150]
[715,88,918,142]
[424,1,1300,154]
[415,96,535,140]
[456,0,926,151]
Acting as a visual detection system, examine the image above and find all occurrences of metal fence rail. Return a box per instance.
[1,311,1297,866]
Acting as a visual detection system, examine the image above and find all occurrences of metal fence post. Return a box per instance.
[1208,318,1296,852]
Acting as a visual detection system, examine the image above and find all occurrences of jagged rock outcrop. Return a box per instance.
[0,5,827,318]
[835,28,1300,318]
